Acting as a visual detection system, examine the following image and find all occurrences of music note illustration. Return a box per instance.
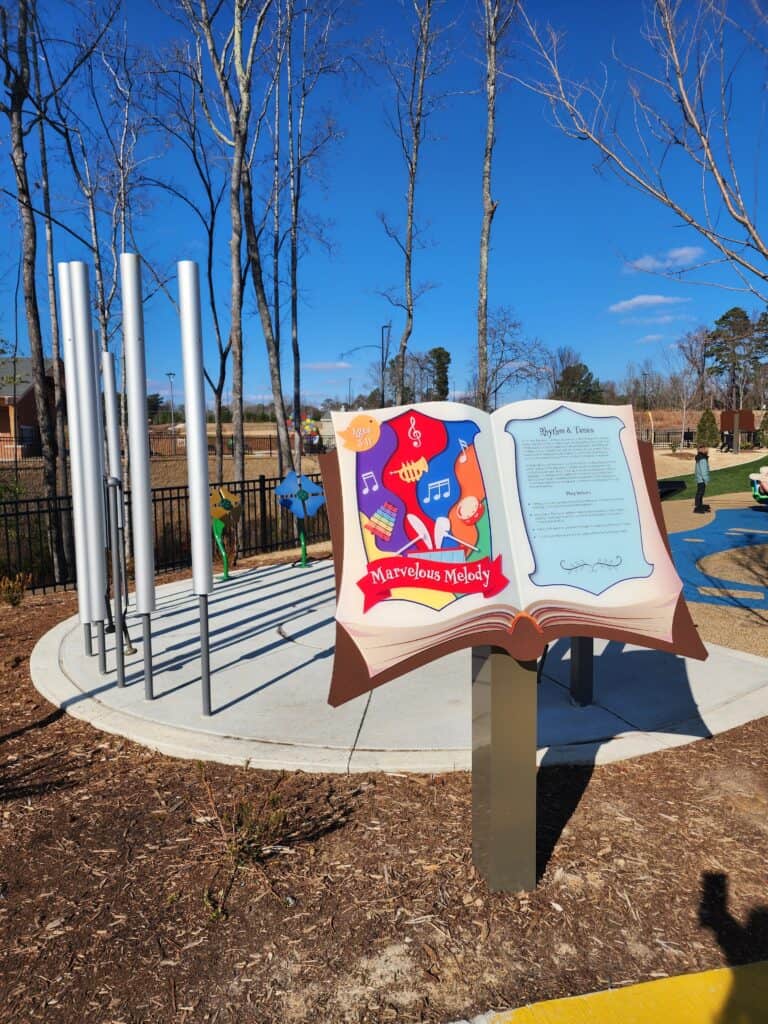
[423,477,450,503]
[407,415,422,448]
[361,471,379,495]
[458,438,469,464]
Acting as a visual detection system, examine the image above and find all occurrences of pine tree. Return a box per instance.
[427,347,451,401]
[706,307,754,409]
[696,408,720,447]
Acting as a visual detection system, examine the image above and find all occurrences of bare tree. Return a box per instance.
[477,0,518,412]
[0,0,113,580]
[517,0,768,300]
[148,59,229,480]
[30,37,66,495]
[663,344,698,437]
[180,0,279,482]
[44,25,146,356]
[470,306,549,407]
[544,344,581,397]
[677,325,713,408]
[284,0,343,468]
[0,1,58,520]
[377,0,449,405]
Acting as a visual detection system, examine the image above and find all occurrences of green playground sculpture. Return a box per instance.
[210,485,242,580]
[274,471,326,567]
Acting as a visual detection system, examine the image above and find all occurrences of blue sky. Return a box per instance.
[2,0,765,407]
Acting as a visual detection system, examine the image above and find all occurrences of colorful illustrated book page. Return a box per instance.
[330,399,702,686]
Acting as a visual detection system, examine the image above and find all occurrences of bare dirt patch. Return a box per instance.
[2,584,768,1022]
[698,543,768,590]
[653,448,763,480]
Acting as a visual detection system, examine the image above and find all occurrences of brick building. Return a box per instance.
[0,358,58,460]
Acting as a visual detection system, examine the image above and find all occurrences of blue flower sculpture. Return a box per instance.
[275,471,326,520]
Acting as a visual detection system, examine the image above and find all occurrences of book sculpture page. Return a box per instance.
[324,399,706,705]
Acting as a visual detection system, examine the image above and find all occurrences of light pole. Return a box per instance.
[641,371,649,411]
[166,371,176,454]
[340,322,392,407]
[347,377,352,408]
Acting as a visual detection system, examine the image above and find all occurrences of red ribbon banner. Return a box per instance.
[357,555,509,612]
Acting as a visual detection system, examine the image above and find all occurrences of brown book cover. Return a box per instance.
[320,400,706,707]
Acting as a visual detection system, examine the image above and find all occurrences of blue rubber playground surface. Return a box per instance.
[669,504,768,610]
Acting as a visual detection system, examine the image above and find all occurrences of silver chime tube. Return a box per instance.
[178,260,213,715]
[69,261,108,625]
[58,262,92,643]
[101,351,122,487]
[120,253,156,699]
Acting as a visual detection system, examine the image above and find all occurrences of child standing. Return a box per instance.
[694,445,711,513]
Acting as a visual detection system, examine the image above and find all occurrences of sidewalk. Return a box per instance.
[30,559,768,773]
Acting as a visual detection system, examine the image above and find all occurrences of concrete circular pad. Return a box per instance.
[30,560,768,773]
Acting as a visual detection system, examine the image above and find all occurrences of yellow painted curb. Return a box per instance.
[490,962,768,1023]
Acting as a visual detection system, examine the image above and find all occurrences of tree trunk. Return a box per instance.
[477,1,500,413]
[33,51,68,499]
[86,192,109,352]
[287,1,301,473]
[10,103,64,580]
[394,150,418,406]
[229,138,246,485]
[206,218,226,484]
[242,168,294,474]
[213,386,224,483]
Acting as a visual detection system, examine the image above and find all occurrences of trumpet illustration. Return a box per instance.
[389,456,428,483]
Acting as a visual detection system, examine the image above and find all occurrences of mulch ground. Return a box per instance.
[2,583,768,1022]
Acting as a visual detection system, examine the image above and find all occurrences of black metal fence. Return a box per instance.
[637,428,759,449]
[0,473,331,593]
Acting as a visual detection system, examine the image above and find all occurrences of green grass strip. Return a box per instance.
[660,453,768,501]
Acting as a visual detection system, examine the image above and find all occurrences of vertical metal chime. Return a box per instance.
[102,350,127,688]
[67,262,109,672]
[178,261,214,716]
[120,253,156,700]
[57,263,92,656]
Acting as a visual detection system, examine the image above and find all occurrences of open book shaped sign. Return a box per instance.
[320,400,706,707]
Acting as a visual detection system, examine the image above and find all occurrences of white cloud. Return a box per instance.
[304,360,352,371]
[625,245,705,273]
[608,294,691,313]
[243,392,275,402]
[622,313,693,325]
[637,333,664,344]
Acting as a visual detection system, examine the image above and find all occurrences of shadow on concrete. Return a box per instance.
[699,871,768,1023]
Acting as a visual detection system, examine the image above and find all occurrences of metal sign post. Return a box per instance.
[472,646,538,892]
[569,637,594,707]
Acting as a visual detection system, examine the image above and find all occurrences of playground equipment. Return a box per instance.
[274,471,325,567]
[121,253,156,699]
[56,253,214,713]
[210,486,242,580]
[750,468,768,504]
[178,260,214,716]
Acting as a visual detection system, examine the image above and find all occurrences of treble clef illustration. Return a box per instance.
[407,415,422,448]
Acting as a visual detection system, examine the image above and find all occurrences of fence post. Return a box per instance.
[259,475,267,552]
